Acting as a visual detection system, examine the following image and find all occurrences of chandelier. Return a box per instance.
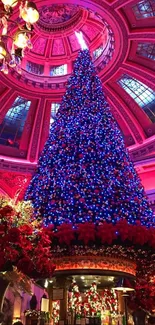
[0,0,39,74]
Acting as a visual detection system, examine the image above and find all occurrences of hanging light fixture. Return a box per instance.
[1,0,18,8]
[20,1,39,24]
[13,29,29,48]
[0,0,39,74]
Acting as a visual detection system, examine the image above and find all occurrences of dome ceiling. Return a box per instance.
[0,0,155,173]
[39,4,79,25]
[25,3,113,76]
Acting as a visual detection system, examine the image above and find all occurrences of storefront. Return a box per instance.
[49,256,136,325]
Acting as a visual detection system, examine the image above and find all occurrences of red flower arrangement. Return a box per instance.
[0,198,55,278]
[53,219,155,249]
[128,275,155,313]
[77,222,96,245]
[0,196,155,284]
[55,223,75,246]
[97,222,117,244]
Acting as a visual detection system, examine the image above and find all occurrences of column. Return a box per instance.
[56,276,68,325]
[118,292,125,325]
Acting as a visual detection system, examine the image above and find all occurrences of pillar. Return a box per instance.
[118,292,125,314]
[56,276,68,325]
[117,292,125,325]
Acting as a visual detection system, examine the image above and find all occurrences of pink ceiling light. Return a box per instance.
[0,0,39,74]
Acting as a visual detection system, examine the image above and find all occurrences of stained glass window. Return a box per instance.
[50,103,60,126]
[26,61,44,75]
[132,0,155,19]
[0,96,31,147]
[136,43,155,60]
[93,45,103,60]
[50,64,67,76]
[118,74,155,122]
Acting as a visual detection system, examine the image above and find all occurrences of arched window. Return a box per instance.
[136,43,155,60]
[0,96,31,147]
[50,103,60,126]
[50,64,67,76]
[26,61,44,75]
[118,74,155,122]
[132,0,155,19]
[93,45,103,60]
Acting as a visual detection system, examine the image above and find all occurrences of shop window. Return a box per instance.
[132,0,155,19]
[0,96,31,147]
[118,74,155,122]
[50,64,67,76]
[50,103,60,126]
[26,61,44,75]
[136,43,155,60]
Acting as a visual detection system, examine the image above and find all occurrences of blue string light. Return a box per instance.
[25,50,153,228]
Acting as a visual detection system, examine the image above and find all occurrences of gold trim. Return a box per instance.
[53,256,136,276]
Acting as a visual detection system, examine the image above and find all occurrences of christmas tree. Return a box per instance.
[68,282,82,316]
[25,35,153,228]
[101,289,118,315]
[85,282,102,315]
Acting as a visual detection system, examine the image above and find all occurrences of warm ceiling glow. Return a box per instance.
[81,276,85,280]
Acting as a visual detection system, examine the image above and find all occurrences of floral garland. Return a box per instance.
[53,220,155,249]
[1,195,155,285]
[0,197,55,278]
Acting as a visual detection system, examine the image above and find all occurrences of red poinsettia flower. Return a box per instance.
[19,224,33,235]
[38,232,51,245]
[97,222,116,244]
[7,227,21,243]
[0,251,6,270]
[116,219,132,241]
[55,223,75,246]
[42,224,54,238]
[147,228,155,248]
[77,222,96,245]
[20,238,33,251]
[0,205,14,217]
[35,257,55,278]
[0,225,5,235]
[131,222,148,246]
[5,247,19,261]
[17,257,35,275]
